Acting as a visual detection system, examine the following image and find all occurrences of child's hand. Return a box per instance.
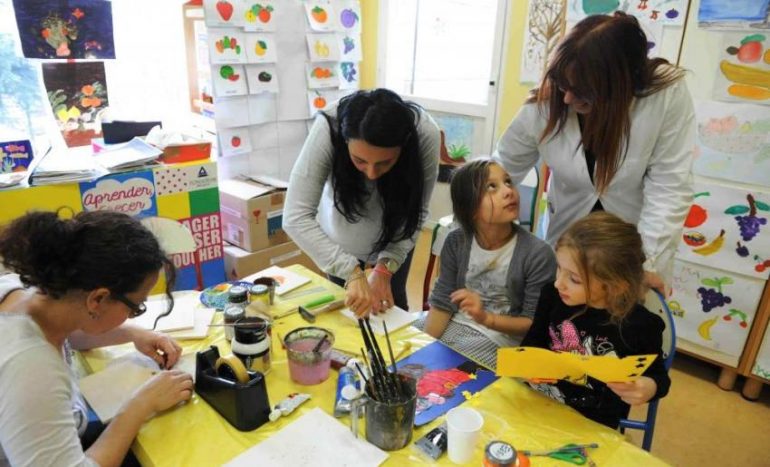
[450,289,485,324]
[606,377,657,405]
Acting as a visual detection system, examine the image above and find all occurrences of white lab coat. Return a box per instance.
[493,80,695,284]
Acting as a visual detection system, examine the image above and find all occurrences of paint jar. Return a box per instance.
[247,284,270,317]
[350,374,417,451]
[284,327,335,385]
[223,286,248,341]
[483,441,518,467]
[232,317,271,374]
[251,277,277,304]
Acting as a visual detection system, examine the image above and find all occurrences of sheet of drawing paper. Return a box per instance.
[307,33,340,61]
[204,0,244,28]
[242,0,278,31]
[248,92,278,124]
[214,96,250,128]
[245,33,278,63]
[208,28,246,64]
[304,0,337,32]
[212,64,248,97]
[246,64,279,93]
[219,126,253,156]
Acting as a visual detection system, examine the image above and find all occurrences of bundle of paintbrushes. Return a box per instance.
[355,318,408,404]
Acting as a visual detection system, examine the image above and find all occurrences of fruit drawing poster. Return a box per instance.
[306,63,339,89]
[218,127,252,157]
[337,33,362,62]
[712,33,770,105]
[212,64,248,97]
[245,33,278,63]
[693,100,770,187]
[304,0,335,32]
[245,64,279,93]
[306,33,340,62]
[13,0,115,59]
[751,330,770,380]
[243,1,277,32]
[307,89,344,115]
[203,0,244,28]
[566,0,685,24]
[207,28,246,64]
[669,260,764,363]
[698,0,770,30]
[677,183,770,280]
[333,0,361,32]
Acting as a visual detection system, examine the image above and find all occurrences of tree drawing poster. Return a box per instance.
[520,0,567,84]
[669,259,764,364]
[42,62,108,148]
[712,33,770,106]
[694,100,770,187]
[677,182,770,280]
[13,0,115,59]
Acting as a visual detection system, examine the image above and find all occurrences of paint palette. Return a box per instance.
[200,280,253,310]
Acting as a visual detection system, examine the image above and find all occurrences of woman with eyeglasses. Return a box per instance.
[0,210,192,467]
[284,88,440,316]
[494,12,695,293]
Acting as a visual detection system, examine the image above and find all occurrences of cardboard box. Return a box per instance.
[219,178,288,252]
[224,241,320,280]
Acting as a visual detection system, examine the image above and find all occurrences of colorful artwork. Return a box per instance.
[306,33,340,62]
[203,0,244,28]
[395,341,498,427]
[334,0,361,32]
[693,100,770,187]
[0,140,34,173]
[669,260,764,364]
[567,0,685,24]
[245,64,279,94]
[338,61,359,89]
[218,127,252,157]
[212,64,248,97]
[42,62,108,148]
[337,33,362,61]
[307,89,343,115]
[713,33,770,105]
[207,28,246,64]
[306,63,339,89]
[520,0,567,84]
[699,0,770,29]
[244,33,278,63]
[243,1,277,31]
[13,0,115,59]
[677,183,770,279]
[304,1,336,32]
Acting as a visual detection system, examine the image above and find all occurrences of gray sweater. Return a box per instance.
[283,104,440,279]
[429,225,557,319]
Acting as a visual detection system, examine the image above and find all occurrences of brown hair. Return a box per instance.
[556,211,645,322]
[533,12,685,193]
[450,157,516,237]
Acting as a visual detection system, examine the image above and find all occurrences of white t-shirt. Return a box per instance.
[453,235,519,348]
[0,275,96,467]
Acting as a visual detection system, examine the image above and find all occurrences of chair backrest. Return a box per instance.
[517,166,540,233]
[643,289,677,370]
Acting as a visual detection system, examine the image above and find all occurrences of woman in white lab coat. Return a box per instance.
[494,12,695,291]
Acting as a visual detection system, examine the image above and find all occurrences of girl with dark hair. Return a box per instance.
[494,12,695,293]
[420,159,556,370]
[284,88,440,315]
[0,210,193,467]
[522,212,671,429]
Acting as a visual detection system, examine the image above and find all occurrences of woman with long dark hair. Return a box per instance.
[284,89,440,315]
[494,12,695,292]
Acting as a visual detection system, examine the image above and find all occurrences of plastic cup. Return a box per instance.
[446,407,484,464]
[284,327,334,385]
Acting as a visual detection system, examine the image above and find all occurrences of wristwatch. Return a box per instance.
[377,257,400,274]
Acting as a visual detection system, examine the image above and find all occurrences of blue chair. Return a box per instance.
[618,289,677,451]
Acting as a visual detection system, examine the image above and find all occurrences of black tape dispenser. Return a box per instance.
[195,345,271,431]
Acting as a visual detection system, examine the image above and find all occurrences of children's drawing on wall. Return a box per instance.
[337,62,359,90]
[432,114,474,183]
[306,89,347,116]
[306,33,340,62]
[207,29,246,64]
[0,140,34,174]
[212,65,248,97]
[245,33,278,63]
[337,33,362,61]
[42,62,108,148]
[694,101,770,186]
[752,331,770,379]
[203,0,244,28]
[567,0,685,24]
[520,0,567,84]
[677,184,770,280]
[698,0,770,29]
[245,64,279,94]
[243,1,277,32]
[334,0,361,32]
[306,63,339,89]
[669,260,763,362]
[218,127,252,157]
[305,1,336,32]
[13,0,115,59]
[713,33,770,105]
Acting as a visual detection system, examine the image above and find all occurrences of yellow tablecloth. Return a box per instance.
[80,265,669,466]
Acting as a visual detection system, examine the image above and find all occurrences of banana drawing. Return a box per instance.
[720,61,770,90]
[314,41,330,58]
[728,84,770,101]
[693,229,725,256]
[698,316,718,341]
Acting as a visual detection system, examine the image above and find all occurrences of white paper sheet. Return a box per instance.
[340,306,418,335]
[304,1,337,32]
[208,28,247,64]
[249,122,279,150]
[245,33,278,63]
[132,292,198,333]
[276,58,311,121]
[338,61,360,90]
[248,92,278,124]
[224,408,388,467]
[243,0,277,31]
[333,0,362,32]
[214,96,250,128]
[203,0,244,27]
[246,64,280,93]
[306,62,340,89]
[337,32,362,62]
[306,33,341,62]
[167,306,216,340]
[219,126,253,156]
[212,64,249,97]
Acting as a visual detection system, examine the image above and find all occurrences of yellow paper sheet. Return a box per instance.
[496,347,657,383]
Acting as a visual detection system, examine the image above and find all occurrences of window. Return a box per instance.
[382,0,500,105]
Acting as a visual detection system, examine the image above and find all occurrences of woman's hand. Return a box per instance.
[369,270,394,314]
[132,330,182,369]
[450,289,486,325]
[130,370,194,419]
[345,267,373,318]
[606,377,657,405]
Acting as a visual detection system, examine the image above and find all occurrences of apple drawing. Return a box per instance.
[231,136,241,147]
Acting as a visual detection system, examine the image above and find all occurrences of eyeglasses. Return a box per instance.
[113,294,148,318]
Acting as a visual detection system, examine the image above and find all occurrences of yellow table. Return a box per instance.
[80,265,669,466]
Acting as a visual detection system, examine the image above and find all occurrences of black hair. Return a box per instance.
[323,88,425,254]
[0,210,175,315]
[450,158,496,236]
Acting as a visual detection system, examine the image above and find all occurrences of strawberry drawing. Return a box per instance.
[216,0,234,21]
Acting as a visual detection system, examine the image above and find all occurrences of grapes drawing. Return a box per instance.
[725,194,769,242]
[696,276,733,312]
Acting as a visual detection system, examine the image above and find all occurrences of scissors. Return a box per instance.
[521,443,598,465]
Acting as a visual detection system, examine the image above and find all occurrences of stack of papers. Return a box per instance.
[132,291,214,339]
[242,265,311,296]
[29,146,107,186]
[94,137,162,171]
[340,306,418,335]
